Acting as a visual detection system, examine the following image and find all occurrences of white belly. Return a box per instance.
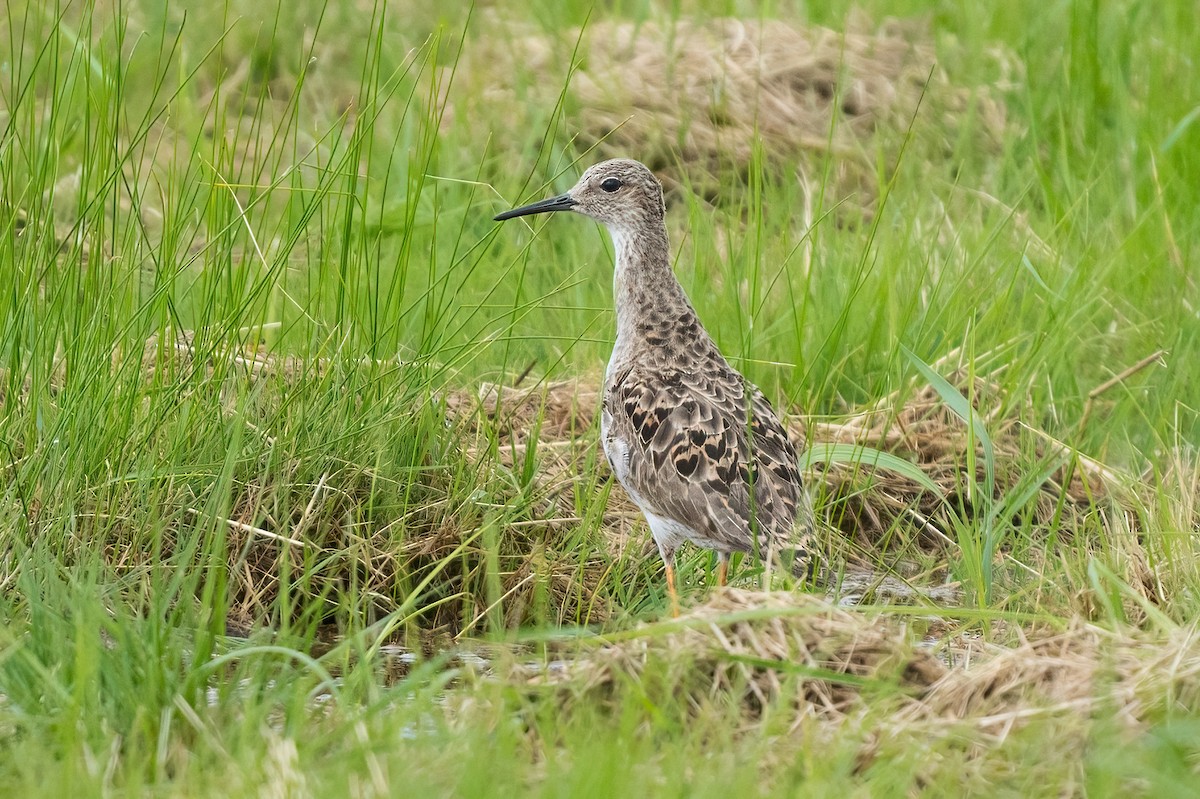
[643,510,694,560]
[601,408,645,508]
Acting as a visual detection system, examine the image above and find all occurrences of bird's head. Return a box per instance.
[493,159,665,234]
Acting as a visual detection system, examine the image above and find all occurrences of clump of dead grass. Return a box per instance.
[808,371,1124,554]
[537,590,947,718]
[458,13,1013,214]
[507,587,1200,741]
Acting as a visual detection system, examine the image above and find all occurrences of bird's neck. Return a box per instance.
[607,221,705,372]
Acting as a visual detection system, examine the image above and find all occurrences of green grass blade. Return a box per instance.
[799,441,944,496]
[902,345,996,500]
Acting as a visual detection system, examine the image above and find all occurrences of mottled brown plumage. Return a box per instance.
[495,159,815,615]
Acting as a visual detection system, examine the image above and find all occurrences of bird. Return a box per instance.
[494,159,815,616]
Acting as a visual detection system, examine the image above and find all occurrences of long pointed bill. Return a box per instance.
[493,193,576,222]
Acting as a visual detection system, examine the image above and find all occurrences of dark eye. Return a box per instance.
[600,177,623,193]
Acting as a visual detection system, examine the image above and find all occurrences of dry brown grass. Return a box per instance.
[809,372,1122,553]
[455,12,1013,215]
[548,590,948,717]
[502,587,1200,743]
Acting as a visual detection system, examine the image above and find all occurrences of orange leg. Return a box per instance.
[664,561,681,618]
[716,556,729,587]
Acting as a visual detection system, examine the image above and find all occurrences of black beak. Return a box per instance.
[493,193,576,222]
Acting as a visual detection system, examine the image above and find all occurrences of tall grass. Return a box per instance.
[1,0,1198,794]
